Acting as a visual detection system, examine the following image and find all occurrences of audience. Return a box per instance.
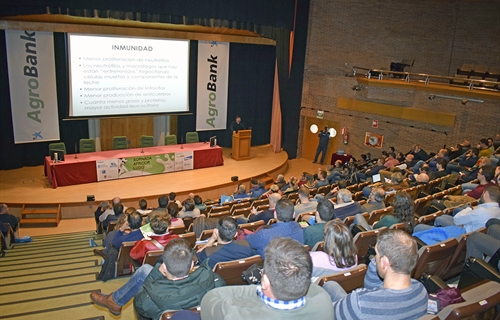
[414,185,500,236]
[102,202,124,230]
[98,197,127,229]
[91,238,224,317]
[303,199,335,248]
[283,176,299,194]
[93,200,110,232]
[310,220,357,278]
[200,237,333,319]
[233,184,250,200]
[354,191,415,232]
[136,198,152,216]
[0,204,19,234]
[130,214,179,263]
[430,166,495,210]
[192,194,207,211]
[111,210,144,249]
[178,197,202,219]
[239,193,281,225]
[332,189,363,221]
[94,211,129,258]
[246,198,303,258]
[148,195,169,218]
[167,202,184,227]
[360,187,386,213]
[466,218,500,271]
[407,144,429,162]
[169,192,182,208]
[323,229,428,319]
[314,170,329,188]
[248,179,267,199]
[294,186,318,215]
[196,216,253,268]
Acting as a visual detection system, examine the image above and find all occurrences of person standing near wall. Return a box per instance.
[313,126,330,165]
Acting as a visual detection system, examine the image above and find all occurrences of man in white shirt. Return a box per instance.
[414,185,500,233]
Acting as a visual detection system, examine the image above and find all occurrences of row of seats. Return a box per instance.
[47,132,200,155]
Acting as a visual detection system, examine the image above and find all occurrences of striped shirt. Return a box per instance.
[333,261,428,320]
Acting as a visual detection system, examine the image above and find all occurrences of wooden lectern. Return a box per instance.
[232,129,252,160]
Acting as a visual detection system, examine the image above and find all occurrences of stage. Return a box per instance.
[0,145,289,219]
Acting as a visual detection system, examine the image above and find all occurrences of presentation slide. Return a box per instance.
[68,34,189,117]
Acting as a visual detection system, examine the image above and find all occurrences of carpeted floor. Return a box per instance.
[0,231,136,319]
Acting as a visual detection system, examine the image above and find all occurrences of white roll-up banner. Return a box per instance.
[196,41,229,131]
[5,30,60,144]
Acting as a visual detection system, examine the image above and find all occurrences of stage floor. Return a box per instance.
[0,145,288,205]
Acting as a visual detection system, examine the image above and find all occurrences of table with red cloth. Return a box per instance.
[44,143,223,188]
[330,153,352,165]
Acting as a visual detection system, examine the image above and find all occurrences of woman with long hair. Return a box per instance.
[354,191,414,233]
[167,202,185,227]
[310,220,357,272]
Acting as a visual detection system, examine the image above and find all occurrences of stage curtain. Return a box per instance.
[277,0,310,159]
[270,60,282,153]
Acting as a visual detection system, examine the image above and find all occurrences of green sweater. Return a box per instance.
[201,284,334,320]
[134,259,225,320]
[373,215,399,229]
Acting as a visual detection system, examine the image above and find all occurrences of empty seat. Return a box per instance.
[169,225,186,235]
[79,138,96,153]
[112,136,128,150]
[198,229,213,241]
[143,250,163,266]
[232,207,252,218]
[440,228,487,280]
[213,255,263,285]
[48,142,66,155]
[178,232,196,247]
[185,132,199,144]
[412,238,458,280]
[165,134,177,145]
[115,241,137,277]
[413,195,434,217]
[140,135,154,147]
[367,206,393,225]
[208,210,231,219]
[318,264,368,293]
[353,228,387,264]
[436,280,500,320]
[238,220,265,232]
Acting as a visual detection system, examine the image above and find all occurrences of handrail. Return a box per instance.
[350,65,500,92]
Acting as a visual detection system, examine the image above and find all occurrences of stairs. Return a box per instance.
[20,204,61,226]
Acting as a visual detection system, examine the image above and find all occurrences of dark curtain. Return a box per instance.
[178,42,275,148]
[0,31,87,170]
[277,0,310,159]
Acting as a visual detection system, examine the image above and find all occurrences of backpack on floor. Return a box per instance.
[97,247,119,281]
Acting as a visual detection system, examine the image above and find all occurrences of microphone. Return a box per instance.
[140,141,144,154]
[181,136,184,149]
[74,142,78,160]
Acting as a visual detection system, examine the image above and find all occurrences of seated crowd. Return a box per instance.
[4,136,497,318]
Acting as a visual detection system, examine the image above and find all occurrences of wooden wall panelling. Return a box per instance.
[302,117,340,164]
[100,116,154,150]
[337,97,456,127]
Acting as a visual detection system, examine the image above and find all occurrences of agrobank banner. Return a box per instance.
[196,41,229,131]
[6,30,60,143]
